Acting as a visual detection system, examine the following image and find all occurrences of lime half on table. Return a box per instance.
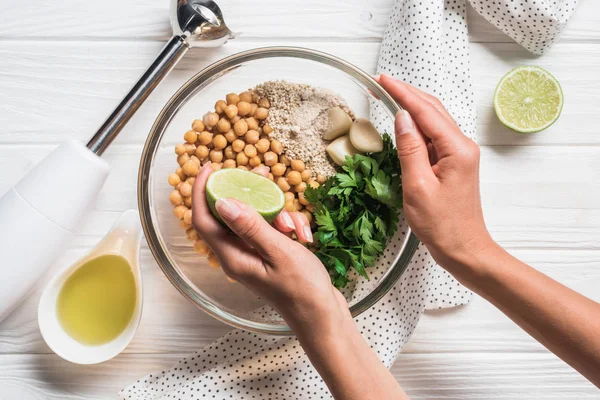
[494,66,564,133]
[206,168,285,223]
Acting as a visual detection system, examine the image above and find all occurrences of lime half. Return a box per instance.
[206,168,285,223]
[494,66,563,133]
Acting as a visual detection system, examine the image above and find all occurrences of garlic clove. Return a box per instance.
[349,118,384,153]
[326,135,360,166]
[322,107,353,140]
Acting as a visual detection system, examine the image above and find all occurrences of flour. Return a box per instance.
[253,81,354,177]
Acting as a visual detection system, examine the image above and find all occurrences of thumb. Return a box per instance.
[395,110,435,182]
[215,198,286,260]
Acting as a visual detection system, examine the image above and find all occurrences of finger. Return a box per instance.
[215,198,291,261]
[192,162,228,240]
[273,210,296,233]
[289,212,313,243]
[395,110,436,183]
[251,165,270,178]
[379,74,461,143]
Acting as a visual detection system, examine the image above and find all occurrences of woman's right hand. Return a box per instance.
[378,75,494,275]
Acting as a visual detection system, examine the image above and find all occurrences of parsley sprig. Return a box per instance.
[305,133,402,288]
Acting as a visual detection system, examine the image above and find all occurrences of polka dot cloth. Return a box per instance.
[121,1,577,398]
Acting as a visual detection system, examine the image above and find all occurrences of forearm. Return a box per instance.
[446,242,600,387]
[291,311,408,400]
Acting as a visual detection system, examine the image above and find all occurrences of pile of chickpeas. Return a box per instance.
[167,90,327,270]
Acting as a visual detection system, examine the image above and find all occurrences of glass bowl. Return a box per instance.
[138,47,419,334]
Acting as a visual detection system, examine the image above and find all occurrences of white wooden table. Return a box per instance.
[1,1,599,398]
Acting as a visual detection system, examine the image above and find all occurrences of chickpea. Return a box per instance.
[268,173,274,181]
[224,129,237,143]
[279,154,291,166]
[230,115,241,124]
[239,91,253,103]
[295,182,307,193]
[264,151,278,166]
[236,152,249,166]
[198,131,213,145]
[245,117,259,131]
[223,159,236,168]
[169,190,183,205]
[291,159,305,172]
[224,104,238,119]
[184,143,196,155]
[215,99,227,114]
[168,173,181,186]
[183,130,197,144]
[174,143,186,156]
[182,160,199,176]
[176,167,186,180]
[217,118,231,133]
[237,165,248,171]
[249,156,261,167]
[307,180,319,189]
[287,171,302,186]
[186,176,195,185]
[257,152,265,162]
[305,203,315,212]
[263,124,273,135]
[175,182,182,190]
[177,153,190,166]
[183,196,192,208]
[244,144,257,158]
[195,145,209,159]
[277,177,291,192]
[298,192,309,206]
[192,119,205,132]
[237,101,251,117]
[249,103,259,117]
[194,239,209,255]
[258,97,270,109]
[316,174,327,184]
[207,251,220,267]
[255,138,270,153]
[183,209,193,225]
[245,130,260,144]
[232,139,245,153]
[301,210,313,223]
[203,112,219,128]
[212,162,222,171]
[255,107,269,120]
[190,155,201,166]
[284,200,296,212]
[233,119,248,136]
[271,140,283,155]
[173,204,188,219]
[293,199,303,211]
[186,228,199,241]
[209,150,223,163]
[284,192,295,202]
[179,219,191,230]
[252,92,260,103]
[212,134,227,150]
[226,93,240,105]
[224,146,235,159]
[271,163,286,176]
[300,169,312,182]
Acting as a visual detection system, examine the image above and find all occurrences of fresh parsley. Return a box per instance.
[306,133,402,288]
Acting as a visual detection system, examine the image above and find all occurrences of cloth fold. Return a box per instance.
[122,1,578,398]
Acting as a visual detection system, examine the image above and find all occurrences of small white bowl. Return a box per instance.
[38,210,143,364]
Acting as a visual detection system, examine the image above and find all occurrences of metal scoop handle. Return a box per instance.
[86,36,189,156]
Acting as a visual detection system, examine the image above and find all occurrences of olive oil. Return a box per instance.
[57,254,136,346]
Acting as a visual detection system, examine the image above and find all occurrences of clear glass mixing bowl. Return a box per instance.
[138,47,419,334]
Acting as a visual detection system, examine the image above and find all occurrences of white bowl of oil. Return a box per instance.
[38,210,143,364]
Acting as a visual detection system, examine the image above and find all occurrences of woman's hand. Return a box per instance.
[377,75,494,274]
[191,164,349,334]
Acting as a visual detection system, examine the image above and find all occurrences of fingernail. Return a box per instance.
[282,212,295,230]
[201,161,212,171]
[215,198,241,221]
[303,225,313,243]
[395,110,414,134]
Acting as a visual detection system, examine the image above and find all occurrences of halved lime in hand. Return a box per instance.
[206,168,285,223]
[494,66,563,133]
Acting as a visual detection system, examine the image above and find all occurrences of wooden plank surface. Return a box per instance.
[1,0,600,398]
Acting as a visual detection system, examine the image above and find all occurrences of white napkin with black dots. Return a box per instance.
[121,0,578,398]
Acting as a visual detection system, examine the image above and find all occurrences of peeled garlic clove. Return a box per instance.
[322,107,353,140]
[326,135,360,166]
[349,118,384,153]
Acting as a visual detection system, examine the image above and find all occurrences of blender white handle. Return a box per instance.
[86,36,190,156]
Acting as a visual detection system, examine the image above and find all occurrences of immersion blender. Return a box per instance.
[0,0,232,322]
